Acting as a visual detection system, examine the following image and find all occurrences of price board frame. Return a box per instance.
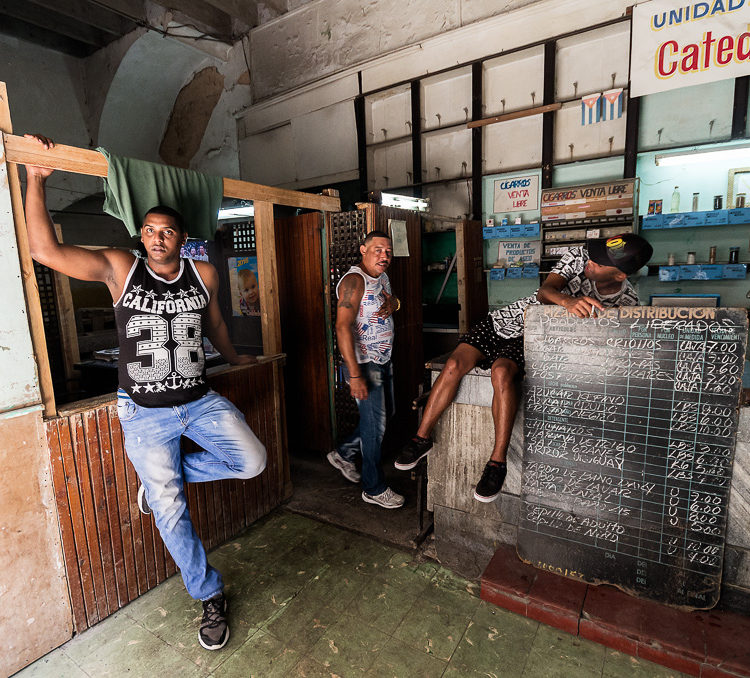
[519,305,748,609]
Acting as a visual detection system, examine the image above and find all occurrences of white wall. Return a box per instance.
[239,0,634,193]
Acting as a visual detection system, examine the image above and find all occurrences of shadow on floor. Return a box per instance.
[284,449,432,554]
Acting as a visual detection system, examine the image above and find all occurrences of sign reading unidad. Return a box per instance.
[493,175,540,213]
[631,0,750,97]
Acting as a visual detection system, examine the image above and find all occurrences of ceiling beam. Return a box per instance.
[201,0,256,28]
[155,0,234,39]
[0,0,110,47]
[26,0,138,37]
[0,15,93,56]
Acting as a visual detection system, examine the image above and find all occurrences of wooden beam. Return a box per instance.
[0,86,56,417]
[253,201,282,355]
[201,0,256,27]
[4,134,341,212]
[0,0,110,47]
[158,0,233,38]
[0,15,94,57]
[26,0,138,37]
[467,102,562,129]
[53,224,81,384]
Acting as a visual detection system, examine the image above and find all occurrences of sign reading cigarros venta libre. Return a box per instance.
[631,0,750,97]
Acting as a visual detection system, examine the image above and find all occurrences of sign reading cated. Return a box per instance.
[631,0,750,97]
[493,175,540,213]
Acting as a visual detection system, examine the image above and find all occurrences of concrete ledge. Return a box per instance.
[481,546,750,678]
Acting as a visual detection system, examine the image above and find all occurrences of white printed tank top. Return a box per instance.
[336,265,394,365]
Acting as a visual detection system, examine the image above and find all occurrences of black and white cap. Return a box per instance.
[587,233,653,275]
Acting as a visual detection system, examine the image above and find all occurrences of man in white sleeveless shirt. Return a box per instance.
[327,231,405,508]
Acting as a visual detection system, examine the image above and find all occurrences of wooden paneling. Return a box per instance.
[275,212,332,455]
[45,360,289,633]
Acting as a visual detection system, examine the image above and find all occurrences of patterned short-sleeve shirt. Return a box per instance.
[489,247,639,339]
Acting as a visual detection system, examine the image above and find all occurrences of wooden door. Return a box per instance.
[275,212,332,454]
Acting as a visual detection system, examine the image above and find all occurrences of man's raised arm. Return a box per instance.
[23,135,134,296]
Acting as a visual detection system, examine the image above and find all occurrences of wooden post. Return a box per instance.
[253,200,282,355]
[0,84,56,417]
[53,224,80,384]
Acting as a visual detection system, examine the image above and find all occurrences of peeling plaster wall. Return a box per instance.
[249,0,583,101]
[240,0,633,191]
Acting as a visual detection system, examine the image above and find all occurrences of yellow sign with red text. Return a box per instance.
[631,0,750,97]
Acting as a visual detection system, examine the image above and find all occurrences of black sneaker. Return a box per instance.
[474,461,507,502]
[199,594,229,650]
[137,485,151,515]
[394,436,433,470]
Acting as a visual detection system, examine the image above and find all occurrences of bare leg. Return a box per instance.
[489,358,520,462]
[416,343,484,438]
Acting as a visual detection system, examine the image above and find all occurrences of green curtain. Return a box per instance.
[99,148,223,240]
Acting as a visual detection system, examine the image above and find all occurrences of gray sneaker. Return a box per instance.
[199,594,229,650]
[362,487,405,509]
[327,450,361,483]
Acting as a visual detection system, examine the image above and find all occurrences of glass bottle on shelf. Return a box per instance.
[671,186,681,212]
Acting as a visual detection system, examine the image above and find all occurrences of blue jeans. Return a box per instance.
[117,389,267,600]
[337,361,394,496]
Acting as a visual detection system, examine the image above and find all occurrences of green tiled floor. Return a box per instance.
[15,511,689,678]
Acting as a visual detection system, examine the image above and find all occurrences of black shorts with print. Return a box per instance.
[458,315,525,373]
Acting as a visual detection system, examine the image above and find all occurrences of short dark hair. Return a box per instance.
[143,205,185,233]
[363,230,390,245]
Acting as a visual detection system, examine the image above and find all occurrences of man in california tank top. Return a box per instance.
[23,135,266,652]
[327,230,405,509]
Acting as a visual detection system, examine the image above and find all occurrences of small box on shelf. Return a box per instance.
[723,263,747,279]
[489,268,506,280]
[703,210,729,225]
[523,223,540,237]
[728,208,750,224]
[679,264,723,280]
[658,266,680,281]
[642,214,664,229]
[505,266,523,279]
[522,264,540,278]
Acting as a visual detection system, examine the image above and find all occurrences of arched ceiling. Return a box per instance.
[97,30,212,162]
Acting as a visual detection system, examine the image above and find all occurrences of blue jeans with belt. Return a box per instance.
[337,361,394,496]
[117,388,267,600]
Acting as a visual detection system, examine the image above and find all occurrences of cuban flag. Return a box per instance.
[581,93,601,126]
[601,88,623,121]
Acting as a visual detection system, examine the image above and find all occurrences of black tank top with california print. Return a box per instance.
[114,257,210,407]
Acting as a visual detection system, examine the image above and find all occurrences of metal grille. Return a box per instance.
[328,210,368,437]
[231,220,256,251]
[34,261,65,388]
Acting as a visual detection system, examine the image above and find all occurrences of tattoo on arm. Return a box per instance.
[337,276,360,310]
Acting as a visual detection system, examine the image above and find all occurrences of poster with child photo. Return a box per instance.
[229,256,260,316]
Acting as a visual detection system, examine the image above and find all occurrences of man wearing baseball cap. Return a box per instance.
[394,233,652,502]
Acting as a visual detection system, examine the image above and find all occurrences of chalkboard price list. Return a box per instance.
[519,306,747,609]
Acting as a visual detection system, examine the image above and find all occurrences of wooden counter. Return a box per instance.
[45,357,289,633]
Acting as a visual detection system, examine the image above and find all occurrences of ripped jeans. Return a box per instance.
[117,388,267,600]
[337,361,394,496]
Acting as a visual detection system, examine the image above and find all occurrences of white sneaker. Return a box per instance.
[362,487,405,509]
[327,450,361,483]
